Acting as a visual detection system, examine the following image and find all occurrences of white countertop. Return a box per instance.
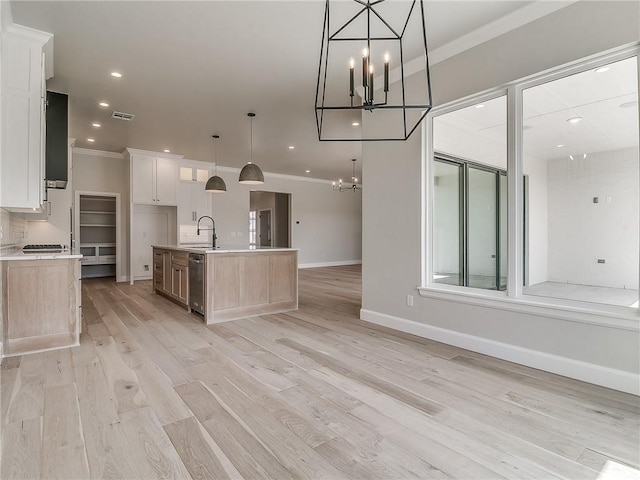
[153,244,298,254]
[0,250,83,261]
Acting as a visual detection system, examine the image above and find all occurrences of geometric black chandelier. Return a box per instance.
[315,0,433,141]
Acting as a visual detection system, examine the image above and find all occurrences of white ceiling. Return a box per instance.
[10,0,570,180]
[434,56,639,167]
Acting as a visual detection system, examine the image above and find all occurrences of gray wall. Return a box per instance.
[362,1,640,385]
[214,167,362,266]
[72,150,362,276]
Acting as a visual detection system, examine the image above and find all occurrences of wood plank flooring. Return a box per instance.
[2,264,639,479]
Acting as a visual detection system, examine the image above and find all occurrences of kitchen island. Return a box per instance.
[152,245,298,324]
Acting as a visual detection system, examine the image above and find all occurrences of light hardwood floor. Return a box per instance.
[2,265,639,479]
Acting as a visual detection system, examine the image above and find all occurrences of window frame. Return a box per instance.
[420,44,640,330]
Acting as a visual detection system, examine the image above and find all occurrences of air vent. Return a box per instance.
[111,111,135,121]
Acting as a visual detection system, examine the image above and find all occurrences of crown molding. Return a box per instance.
[124,148,184,160]
[216,165,332,185]
[7,23,53,44]
[72,147,124,159]
[398,0,578,81]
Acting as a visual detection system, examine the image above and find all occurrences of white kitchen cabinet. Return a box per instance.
[0,26,52,210]
[130,153,178,206]
[178,167,211,225]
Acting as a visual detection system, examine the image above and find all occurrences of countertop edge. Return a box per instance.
[152,245,299,254]
[0,253,83,261]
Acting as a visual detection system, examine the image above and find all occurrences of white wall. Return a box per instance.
[547,147,639,289]
[132,204,177,280]
[524,155,549,286]
[362,1,640,393]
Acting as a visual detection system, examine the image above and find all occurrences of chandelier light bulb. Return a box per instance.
[362,47,369,57]
[384,53,390,63]
[350,58,355,68]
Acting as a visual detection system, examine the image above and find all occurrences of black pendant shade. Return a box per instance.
[239,112,265,185]
[205,174,227,193]
[205,134,227,193]
[239,163,264,184]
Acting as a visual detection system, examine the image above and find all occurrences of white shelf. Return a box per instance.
[80,210,116,215]
[80,224,116,227]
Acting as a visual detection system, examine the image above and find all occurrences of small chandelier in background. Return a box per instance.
[205,135,227,193]
[333,158,362,192]
[315,0,433,142]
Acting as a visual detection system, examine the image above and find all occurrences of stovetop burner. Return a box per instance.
[23,244,65,253]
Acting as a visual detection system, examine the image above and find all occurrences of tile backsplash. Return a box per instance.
[0,209,27,254]
[179,224,211,245]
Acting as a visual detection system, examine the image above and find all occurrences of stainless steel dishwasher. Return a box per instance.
[188,253,205,315]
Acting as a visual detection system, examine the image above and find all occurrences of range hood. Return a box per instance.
[45,91,68,189]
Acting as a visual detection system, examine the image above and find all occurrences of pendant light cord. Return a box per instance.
[250,115,253,165]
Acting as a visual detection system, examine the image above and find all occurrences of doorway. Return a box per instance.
[74,191,120,280]
[259,209,272,247]
[249,191,291,248]
[433,156,507,290]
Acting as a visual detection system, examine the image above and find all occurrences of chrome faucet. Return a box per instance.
[196,215,217,248]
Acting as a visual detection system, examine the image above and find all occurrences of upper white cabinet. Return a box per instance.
[127,150,181,206]
[178,164,211,226]
[0,25,52,210]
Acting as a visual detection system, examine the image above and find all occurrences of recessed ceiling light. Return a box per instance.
[87,138,95,143]
[163,149,170,153]
[305,170,311,173]
[475,104,485,109]
[288,146,295,150]
[556,144,564,148]
[110,72,122,78]
[352,122,360,126]
[567,117,583,124]
[620,100,638,109]
[92,123,101,128]
[595,66,610,73]
[99,102,109,108]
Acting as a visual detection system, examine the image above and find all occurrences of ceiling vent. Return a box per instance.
[111,111,135,121]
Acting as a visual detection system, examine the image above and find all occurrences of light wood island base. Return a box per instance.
[205,250,298,324]
[152,246,298,324]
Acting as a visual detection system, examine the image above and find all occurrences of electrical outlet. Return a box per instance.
[407,294,414,307]
[593,197,599,203]
[597,259,605,264]
[144,264,149,271]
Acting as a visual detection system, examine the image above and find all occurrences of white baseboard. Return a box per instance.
[360,308,639,396]
[299,260,361,269]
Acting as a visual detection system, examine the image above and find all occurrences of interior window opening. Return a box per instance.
[432,95,508,291]
[521,55,639,308]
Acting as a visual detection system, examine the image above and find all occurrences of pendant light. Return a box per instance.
[239,112,264,184]
[205,135,227,193]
